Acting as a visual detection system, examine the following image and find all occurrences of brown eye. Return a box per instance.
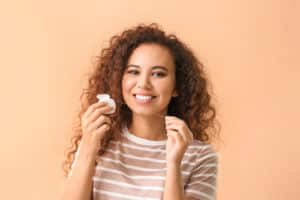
[152,71,166,77]
[127,70,139,75]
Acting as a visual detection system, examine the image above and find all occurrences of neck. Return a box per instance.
[128,113,167,141]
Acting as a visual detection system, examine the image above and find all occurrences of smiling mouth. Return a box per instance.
[133,94,157,102]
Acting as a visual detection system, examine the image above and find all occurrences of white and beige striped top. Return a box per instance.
[70,126,218,200]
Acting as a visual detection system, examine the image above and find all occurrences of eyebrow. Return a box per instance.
[127,64,169,72]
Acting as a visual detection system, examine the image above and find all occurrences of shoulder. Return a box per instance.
[187,140,218,154]
[186,140,219,166]
[184,140,219,200]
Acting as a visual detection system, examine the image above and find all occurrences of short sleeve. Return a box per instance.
[184,145,219,200]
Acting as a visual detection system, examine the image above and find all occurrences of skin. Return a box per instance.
[61,43,196,200]
[61,101,113,200]
[122,43,195,200]
[122,43,177,141]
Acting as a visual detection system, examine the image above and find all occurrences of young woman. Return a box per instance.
[61,23,220,200]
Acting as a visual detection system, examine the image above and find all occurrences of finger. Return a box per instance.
[165,116,183,126]
[82,101,108,120]
[166,129,177,142]
[165,118,193,143]
[166,123,188,144]
[87,115,112,132]
[85,106,113,125]
[165,116,180,122]
[167,130,184,144]
[167,122,193,144]
[93,124,110,140]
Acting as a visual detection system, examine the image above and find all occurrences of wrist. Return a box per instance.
[79,142,99,161]
[70,145,97,178]
[166,154,184,166]
[81,137,102,156]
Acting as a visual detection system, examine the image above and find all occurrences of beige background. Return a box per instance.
[0,0,299,199]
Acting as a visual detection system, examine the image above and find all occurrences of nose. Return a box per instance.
[137,74,152,89]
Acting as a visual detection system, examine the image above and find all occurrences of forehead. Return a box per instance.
[127,43,175,70]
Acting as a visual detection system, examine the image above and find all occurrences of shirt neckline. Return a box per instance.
[122,126,167,146]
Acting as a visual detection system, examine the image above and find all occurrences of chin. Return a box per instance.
[130,107,165,118]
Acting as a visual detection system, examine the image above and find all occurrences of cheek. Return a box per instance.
[122,77,136,94]
[156,79,176,94]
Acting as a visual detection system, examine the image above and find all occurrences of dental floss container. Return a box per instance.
[96,94,116,114]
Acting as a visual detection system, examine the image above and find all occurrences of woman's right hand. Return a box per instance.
[80,101,113,156]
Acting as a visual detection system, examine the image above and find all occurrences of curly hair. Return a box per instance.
[62,23,221,177]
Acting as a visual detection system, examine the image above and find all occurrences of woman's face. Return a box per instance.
[122,43,177,117]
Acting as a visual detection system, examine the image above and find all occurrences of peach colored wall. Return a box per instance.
[0,0,299,199]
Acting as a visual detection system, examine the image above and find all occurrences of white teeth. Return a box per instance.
[135,95,153,100]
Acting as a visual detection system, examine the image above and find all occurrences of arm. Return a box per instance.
[60,101,113,200]
[184,148,218,200]
[163,116,194,200]
[163,163,184,200]
[164,145,218,200]
[163,164,200,200]
[60,143,97,200]
[163,116,216,200]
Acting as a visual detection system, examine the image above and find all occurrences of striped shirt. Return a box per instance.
[70,126,218,200]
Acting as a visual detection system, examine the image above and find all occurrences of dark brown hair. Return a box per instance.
[62,23,221,177]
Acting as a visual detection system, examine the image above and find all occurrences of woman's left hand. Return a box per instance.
[165,116,194,166]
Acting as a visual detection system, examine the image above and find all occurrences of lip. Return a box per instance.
[133,93,157,104]
[133,93,156,97]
